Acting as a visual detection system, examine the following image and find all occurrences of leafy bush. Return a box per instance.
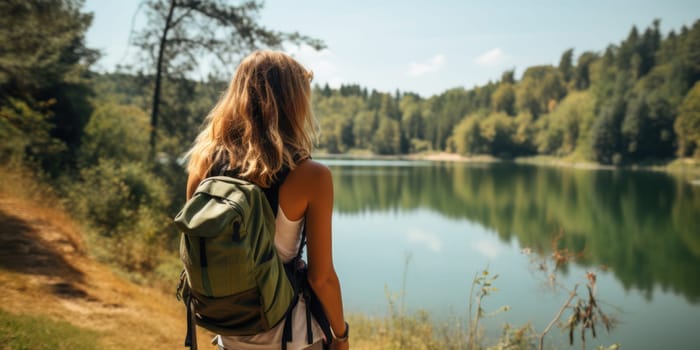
[80,102,150,165]
[63,159,171,272]
[409,138,432,153]
[0,98,66,167]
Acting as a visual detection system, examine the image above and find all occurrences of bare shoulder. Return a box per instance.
[285,159,333,196]
[292,159,332,184]
[280,159,332,218]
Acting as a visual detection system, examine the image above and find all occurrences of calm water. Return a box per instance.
[321,159,700,349]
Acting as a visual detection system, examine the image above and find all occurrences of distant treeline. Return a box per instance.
[312,19,700,165]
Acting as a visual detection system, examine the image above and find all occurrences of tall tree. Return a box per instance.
[491,83,516,116]
[372,116,401,154]
[573,51,597,90]
[0,0,97,172]
[133,0,325,157]
[558,48,574,83]
[516,66,565,117]
[675,82,700,157]
[591,97,626,164]
[501,69,516,84]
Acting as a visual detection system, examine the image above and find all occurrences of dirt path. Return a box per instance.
[0,197,209,349]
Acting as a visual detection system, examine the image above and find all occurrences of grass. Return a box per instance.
[0,309,101,350]
[0,165,200,350]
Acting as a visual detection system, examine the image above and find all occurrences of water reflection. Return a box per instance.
[327,160,700,303]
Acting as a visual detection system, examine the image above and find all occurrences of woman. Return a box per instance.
[185,51,349,350]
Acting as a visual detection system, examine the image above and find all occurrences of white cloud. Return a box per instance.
[286,45,344,88]
[475,48,505,66]
[408,54,446,77]
[474,239,501,259]
[407,229,442,252]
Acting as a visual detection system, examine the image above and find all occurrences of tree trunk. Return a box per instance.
[150,0,176,160]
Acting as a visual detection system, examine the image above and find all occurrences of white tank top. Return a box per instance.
[274,205,304,263]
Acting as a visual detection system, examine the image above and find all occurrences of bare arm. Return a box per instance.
[280,160,348,347]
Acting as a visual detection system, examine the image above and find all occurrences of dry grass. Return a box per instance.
[0,167,212,349]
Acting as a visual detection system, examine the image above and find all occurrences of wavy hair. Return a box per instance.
[186,51,316,187]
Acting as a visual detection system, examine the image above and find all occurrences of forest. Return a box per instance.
[312,19,700,164]
[1,0,700,277]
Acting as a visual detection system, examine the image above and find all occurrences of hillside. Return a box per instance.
[0,194,209,349]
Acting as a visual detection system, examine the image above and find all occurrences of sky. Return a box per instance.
[84,0,700,97]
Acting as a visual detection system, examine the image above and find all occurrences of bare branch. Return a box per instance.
[169,5,194,29]
[539,284,579,350]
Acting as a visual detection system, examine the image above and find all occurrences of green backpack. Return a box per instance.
[174,174,296,348]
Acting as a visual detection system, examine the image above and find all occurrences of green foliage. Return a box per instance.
[0,0,97,172]
[91,72,153,109]
[80,103,150,165]
[427,87,492,150]
[372,117,402,155]
[409,138,432,153]
[0,309,101,350]
[453,115,486,155]
[63,160,171,271]
[536,91,596,156]
[621,91,675,160]
[591,98,625,165]
[491,83,516,116]
[0,1,96,89]
[675,82,700,157]
[501,70,516,85]
[352,110,378,149]
[559,48,575,83]
[480,112,517,158]
[400,95,425,143]
[573,52,597,90]
[516,66,566,117]
[451,111,528,158]
[513,111,538,154]
[0,98,66,165]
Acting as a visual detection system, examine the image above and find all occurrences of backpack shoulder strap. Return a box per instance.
[185,296,198,350]
[262,167,290,217]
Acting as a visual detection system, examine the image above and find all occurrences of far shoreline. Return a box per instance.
[313,151,700,175]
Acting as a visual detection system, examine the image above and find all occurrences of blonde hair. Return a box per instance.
[187,51,316,187]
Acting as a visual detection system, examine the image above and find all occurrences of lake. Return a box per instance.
[320,159,700,349]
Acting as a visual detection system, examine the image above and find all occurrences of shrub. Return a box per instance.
[63,159,171,272]
[80,103,150,165]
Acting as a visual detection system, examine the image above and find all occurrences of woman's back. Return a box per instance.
[184,50,348,350]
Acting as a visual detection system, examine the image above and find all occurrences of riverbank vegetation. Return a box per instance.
[348,242,620,350]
